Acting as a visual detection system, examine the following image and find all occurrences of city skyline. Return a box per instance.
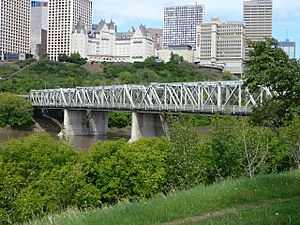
[92,0,299,58]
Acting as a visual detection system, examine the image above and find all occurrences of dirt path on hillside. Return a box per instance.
[162,197,300,225]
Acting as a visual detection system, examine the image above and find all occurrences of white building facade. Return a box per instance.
[0,0,31,60]
[163,3,205,49]
[71,20,155,63]
[195,18,245,75]
[47,0,92,61]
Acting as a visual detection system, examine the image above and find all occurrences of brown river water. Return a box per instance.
[0,127,211,150]
[0,128,131,150]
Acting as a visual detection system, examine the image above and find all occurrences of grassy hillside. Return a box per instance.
[0,58,234,94]
[27,171,300,225]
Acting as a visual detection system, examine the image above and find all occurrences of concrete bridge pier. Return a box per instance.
[88,111,109,135]
[61,109,108,136]
[129,112,165,142]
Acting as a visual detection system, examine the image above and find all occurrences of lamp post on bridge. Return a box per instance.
[38,79,47,89]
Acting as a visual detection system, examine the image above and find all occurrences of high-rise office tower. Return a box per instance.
[148,28,163,51]
[243,0,273,42]
[31,1,48,59]
[47,0,92,61]
[195,17,245,75]
[163,2,205,48]
[279,39,296,59]
[0,0,31,60]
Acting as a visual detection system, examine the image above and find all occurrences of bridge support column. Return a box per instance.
[62,109,108,136]
[129,112,165,142]
[88,111,108,135]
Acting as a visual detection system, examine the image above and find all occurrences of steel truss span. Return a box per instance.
[29,81,272,115]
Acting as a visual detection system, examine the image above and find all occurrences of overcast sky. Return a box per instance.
[92,0,299,58]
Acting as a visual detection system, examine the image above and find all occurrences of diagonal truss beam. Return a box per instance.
[29,80,272,115]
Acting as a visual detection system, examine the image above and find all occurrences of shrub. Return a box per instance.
[13,163,102,222]
[0,133,77,224]
[1,116,299,224]
[165,116,210,191]
[0,135,171,224]
[272,116,300,171]
[0,93,33,128]
[207,118,300,180]
[83,139,169,205]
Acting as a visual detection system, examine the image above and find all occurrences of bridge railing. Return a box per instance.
[29,80,272,114]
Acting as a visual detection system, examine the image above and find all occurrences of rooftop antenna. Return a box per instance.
[286,29,289,42]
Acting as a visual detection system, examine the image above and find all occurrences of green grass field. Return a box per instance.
[27,171,300,225]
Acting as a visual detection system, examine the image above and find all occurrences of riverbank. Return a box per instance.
[0,126,52,145]
[27,171,300,225]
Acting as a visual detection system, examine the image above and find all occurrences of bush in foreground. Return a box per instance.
[1,116,300,224]
[0,134,77,223]
[83,139,169,205]
[26,171,300,225]
[0,135,170,224]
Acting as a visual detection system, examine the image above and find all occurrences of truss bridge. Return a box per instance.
[29,80,271,141]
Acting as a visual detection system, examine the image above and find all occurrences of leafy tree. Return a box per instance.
[165,116,207,190]
[244,38,300,126]
[208,117,300,179]
[57,53,69,63]
[169,52,184,65]
[16,58,37,68]
[0,59,90,93]
[0,93,33,128]
[1,56,233,94]
[276,116,300,170]
[69,53,87,65]
[108,112,131,128]
[58,53,86,65]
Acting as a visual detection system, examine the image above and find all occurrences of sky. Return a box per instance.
[92,0,300,58]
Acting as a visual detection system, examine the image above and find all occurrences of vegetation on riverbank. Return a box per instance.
[0,56,234,94]
[0,55,232,129]
[27,171,300,225]
[1,115,300,224]
[0,93,33,129]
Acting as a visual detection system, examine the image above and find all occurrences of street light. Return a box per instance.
[38,78,47,89]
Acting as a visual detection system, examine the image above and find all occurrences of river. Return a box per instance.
[0,126,211,150]
[0,128,131,150]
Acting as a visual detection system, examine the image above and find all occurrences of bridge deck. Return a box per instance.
[30,80,271,115]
